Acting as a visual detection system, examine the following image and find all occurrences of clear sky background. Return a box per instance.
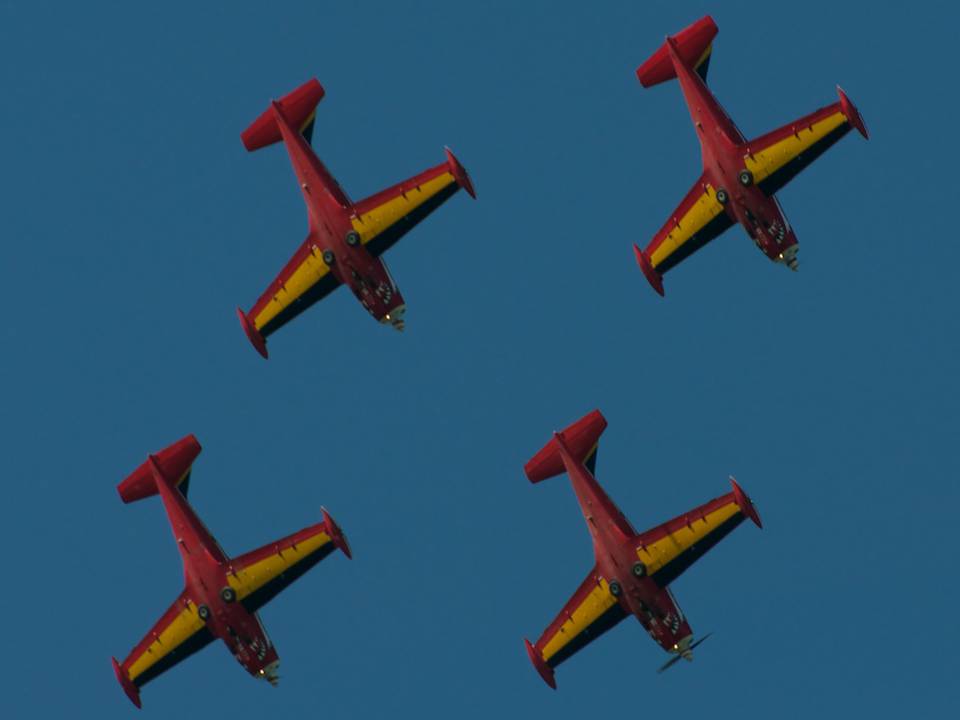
[1,1,957,717]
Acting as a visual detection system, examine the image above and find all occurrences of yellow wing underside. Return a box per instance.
[252,245,333,331]
[351,171,456,245]
[252,171,456,332]
[744,110,847,185]
[227,531,332,601]
[125,532,333,684]
[540,578,618,663]
[126,602,205,683]
[649,184,726,269]
[635,502,740,574]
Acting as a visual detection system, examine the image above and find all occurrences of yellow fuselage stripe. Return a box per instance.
[300,110,316,133]
[695,45,712,71]
[744,111,847,184]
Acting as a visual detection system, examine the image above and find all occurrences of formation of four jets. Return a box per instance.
[112,15,867,707]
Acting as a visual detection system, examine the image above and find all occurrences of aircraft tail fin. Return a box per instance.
[241,78,325,151]
[117,435,201,503]
[636,15,717,88]
[524,410,607,483]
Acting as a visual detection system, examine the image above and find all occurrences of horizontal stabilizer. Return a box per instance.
[117,435,201,503]
[525,410,607,483]
[636,15,717,88]
[241,78,325,152]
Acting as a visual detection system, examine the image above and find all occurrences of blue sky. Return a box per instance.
[1,1,957,717]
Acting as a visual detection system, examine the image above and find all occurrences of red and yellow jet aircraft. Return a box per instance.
[632,16,869,295]
[111,436,351,708]
[235,79,476,358]
[522,410,762,687]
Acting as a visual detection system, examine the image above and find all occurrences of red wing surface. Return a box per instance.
[226,521,340,612]
[744,95,864,197]
[244,151,473,342]
[116,590,214,691]
[528,566,627,673]
[635,480,761,587]
[351,150,474,259]
[639,173,734,279]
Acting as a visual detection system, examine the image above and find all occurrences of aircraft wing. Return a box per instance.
[241,231,342,344]
[527,566,628,683]
[115,590,214,696]
[350,148,475,259]
[635,479,762,587]
[227,511,350,613]
[743,89,868,197]
[636,173,734,293]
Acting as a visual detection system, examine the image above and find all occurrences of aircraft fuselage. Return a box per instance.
[272,104,407,329]
[556,441,695,655]
[154,468,281,683]
[668,38,799,269]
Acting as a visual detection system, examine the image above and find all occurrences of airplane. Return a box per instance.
[522,410,762,688]
[632,16,869,295]
[235,78,476,358]
[111,435,352,708]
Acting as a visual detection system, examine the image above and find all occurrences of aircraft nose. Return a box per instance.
[386,305,406,331]
[778,244,799,271]
[674,634,695,658]
[259,660,280,686]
